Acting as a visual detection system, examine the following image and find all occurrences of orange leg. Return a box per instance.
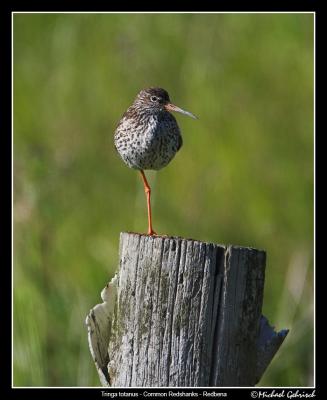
[139,170,156,235]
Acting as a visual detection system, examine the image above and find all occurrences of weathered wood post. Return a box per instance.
[86,232,288,387]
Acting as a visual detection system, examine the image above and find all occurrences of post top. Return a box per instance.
[120,231,266,255]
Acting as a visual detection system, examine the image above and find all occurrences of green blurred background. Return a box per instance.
[13,13,314,387]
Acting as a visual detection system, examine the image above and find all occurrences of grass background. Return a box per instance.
[13,13,314,387]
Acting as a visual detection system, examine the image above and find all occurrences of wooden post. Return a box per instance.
[86,232,288,387]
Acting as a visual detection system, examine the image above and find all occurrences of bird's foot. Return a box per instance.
[147,229,157,236]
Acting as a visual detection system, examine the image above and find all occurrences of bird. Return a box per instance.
[114,87,197,235]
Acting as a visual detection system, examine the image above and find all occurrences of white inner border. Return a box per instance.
[11,10,316,390]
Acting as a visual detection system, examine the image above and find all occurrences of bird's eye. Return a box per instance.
[150,96,158,102]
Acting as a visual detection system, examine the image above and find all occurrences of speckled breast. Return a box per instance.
[114,112,183,171]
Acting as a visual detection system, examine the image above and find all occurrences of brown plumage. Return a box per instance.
[114,87,197,235]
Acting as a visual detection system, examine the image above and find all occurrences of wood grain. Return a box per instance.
[86,232,288,387]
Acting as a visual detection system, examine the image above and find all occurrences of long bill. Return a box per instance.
[165,103,198,119]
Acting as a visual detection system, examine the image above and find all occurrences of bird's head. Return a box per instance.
[134,87,197,119]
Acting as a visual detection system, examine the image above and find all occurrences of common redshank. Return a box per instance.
[114,87,197,235]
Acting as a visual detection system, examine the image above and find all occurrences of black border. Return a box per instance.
[3,2,319,399]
